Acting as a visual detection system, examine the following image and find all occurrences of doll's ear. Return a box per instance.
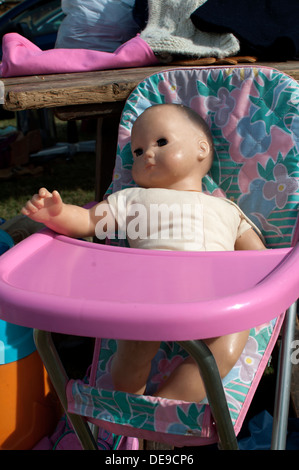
[197,139,213,176]
[197,139,210,161]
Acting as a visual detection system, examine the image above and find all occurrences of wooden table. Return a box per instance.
[2,61,299,198]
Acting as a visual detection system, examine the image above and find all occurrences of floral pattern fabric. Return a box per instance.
[68,66,299,445]
[108,66,299,248]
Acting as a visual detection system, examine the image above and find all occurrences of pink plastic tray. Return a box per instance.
[0,229,298,340]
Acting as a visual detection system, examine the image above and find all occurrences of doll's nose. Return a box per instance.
[144,147,155,159]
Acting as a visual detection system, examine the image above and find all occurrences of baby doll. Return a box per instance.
[22,104,265,402]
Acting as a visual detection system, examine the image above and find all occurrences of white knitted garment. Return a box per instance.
[140,0,240,59]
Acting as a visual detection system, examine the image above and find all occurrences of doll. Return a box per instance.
[22,104,265,402]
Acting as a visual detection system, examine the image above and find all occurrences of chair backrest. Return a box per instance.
[106,66,299,248]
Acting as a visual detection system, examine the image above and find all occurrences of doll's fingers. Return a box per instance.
[21,206,29,216]
[38,187,52,198]
[22,199,39,215]
[51,190,62,205]
[31,193,46,209]
[38,188,62,206]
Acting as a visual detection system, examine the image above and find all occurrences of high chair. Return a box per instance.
[1,65,299,450]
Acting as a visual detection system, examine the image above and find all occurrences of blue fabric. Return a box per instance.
[238,411,299,450]
[0,228,13,255]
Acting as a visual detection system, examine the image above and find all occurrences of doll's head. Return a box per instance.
[131,103,214,192]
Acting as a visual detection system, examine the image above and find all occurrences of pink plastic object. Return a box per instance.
[0,33,159,77]
[0,229,298,341]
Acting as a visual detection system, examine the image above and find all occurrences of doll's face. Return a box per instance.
[131,105,211,191]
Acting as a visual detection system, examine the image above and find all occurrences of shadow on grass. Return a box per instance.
[0,152,96,220]
[0,117,99,220]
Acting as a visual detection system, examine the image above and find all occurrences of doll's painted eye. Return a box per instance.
[134,148,143,157]
[157,138,168,147]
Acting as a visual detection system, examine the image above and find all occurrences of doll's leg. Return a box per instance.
[154,330,249,402]
[111,340,160,395]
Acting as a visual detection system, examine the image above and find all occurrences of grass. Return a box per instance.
[0,117,96,221]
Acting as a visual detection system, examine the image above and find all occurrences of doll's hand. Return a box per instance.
[21,187,63,223]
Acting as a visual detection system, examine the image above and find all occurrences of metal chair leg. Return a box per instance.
[33,329,98,450]
[271,302,297,450]
[178,339,239,450]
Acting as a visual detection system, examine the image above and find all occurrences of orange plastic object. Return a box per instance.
[0,350,61,450]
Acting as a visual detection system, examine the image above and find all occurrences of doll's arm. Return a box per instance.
[21,187,116,239]
[234,228,266,251]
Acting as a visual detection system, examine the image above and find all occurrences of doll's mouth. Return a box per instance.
[145,162,156,169]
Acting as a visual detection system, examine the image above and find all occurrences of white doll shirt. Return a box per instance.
[107,187,255,251]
